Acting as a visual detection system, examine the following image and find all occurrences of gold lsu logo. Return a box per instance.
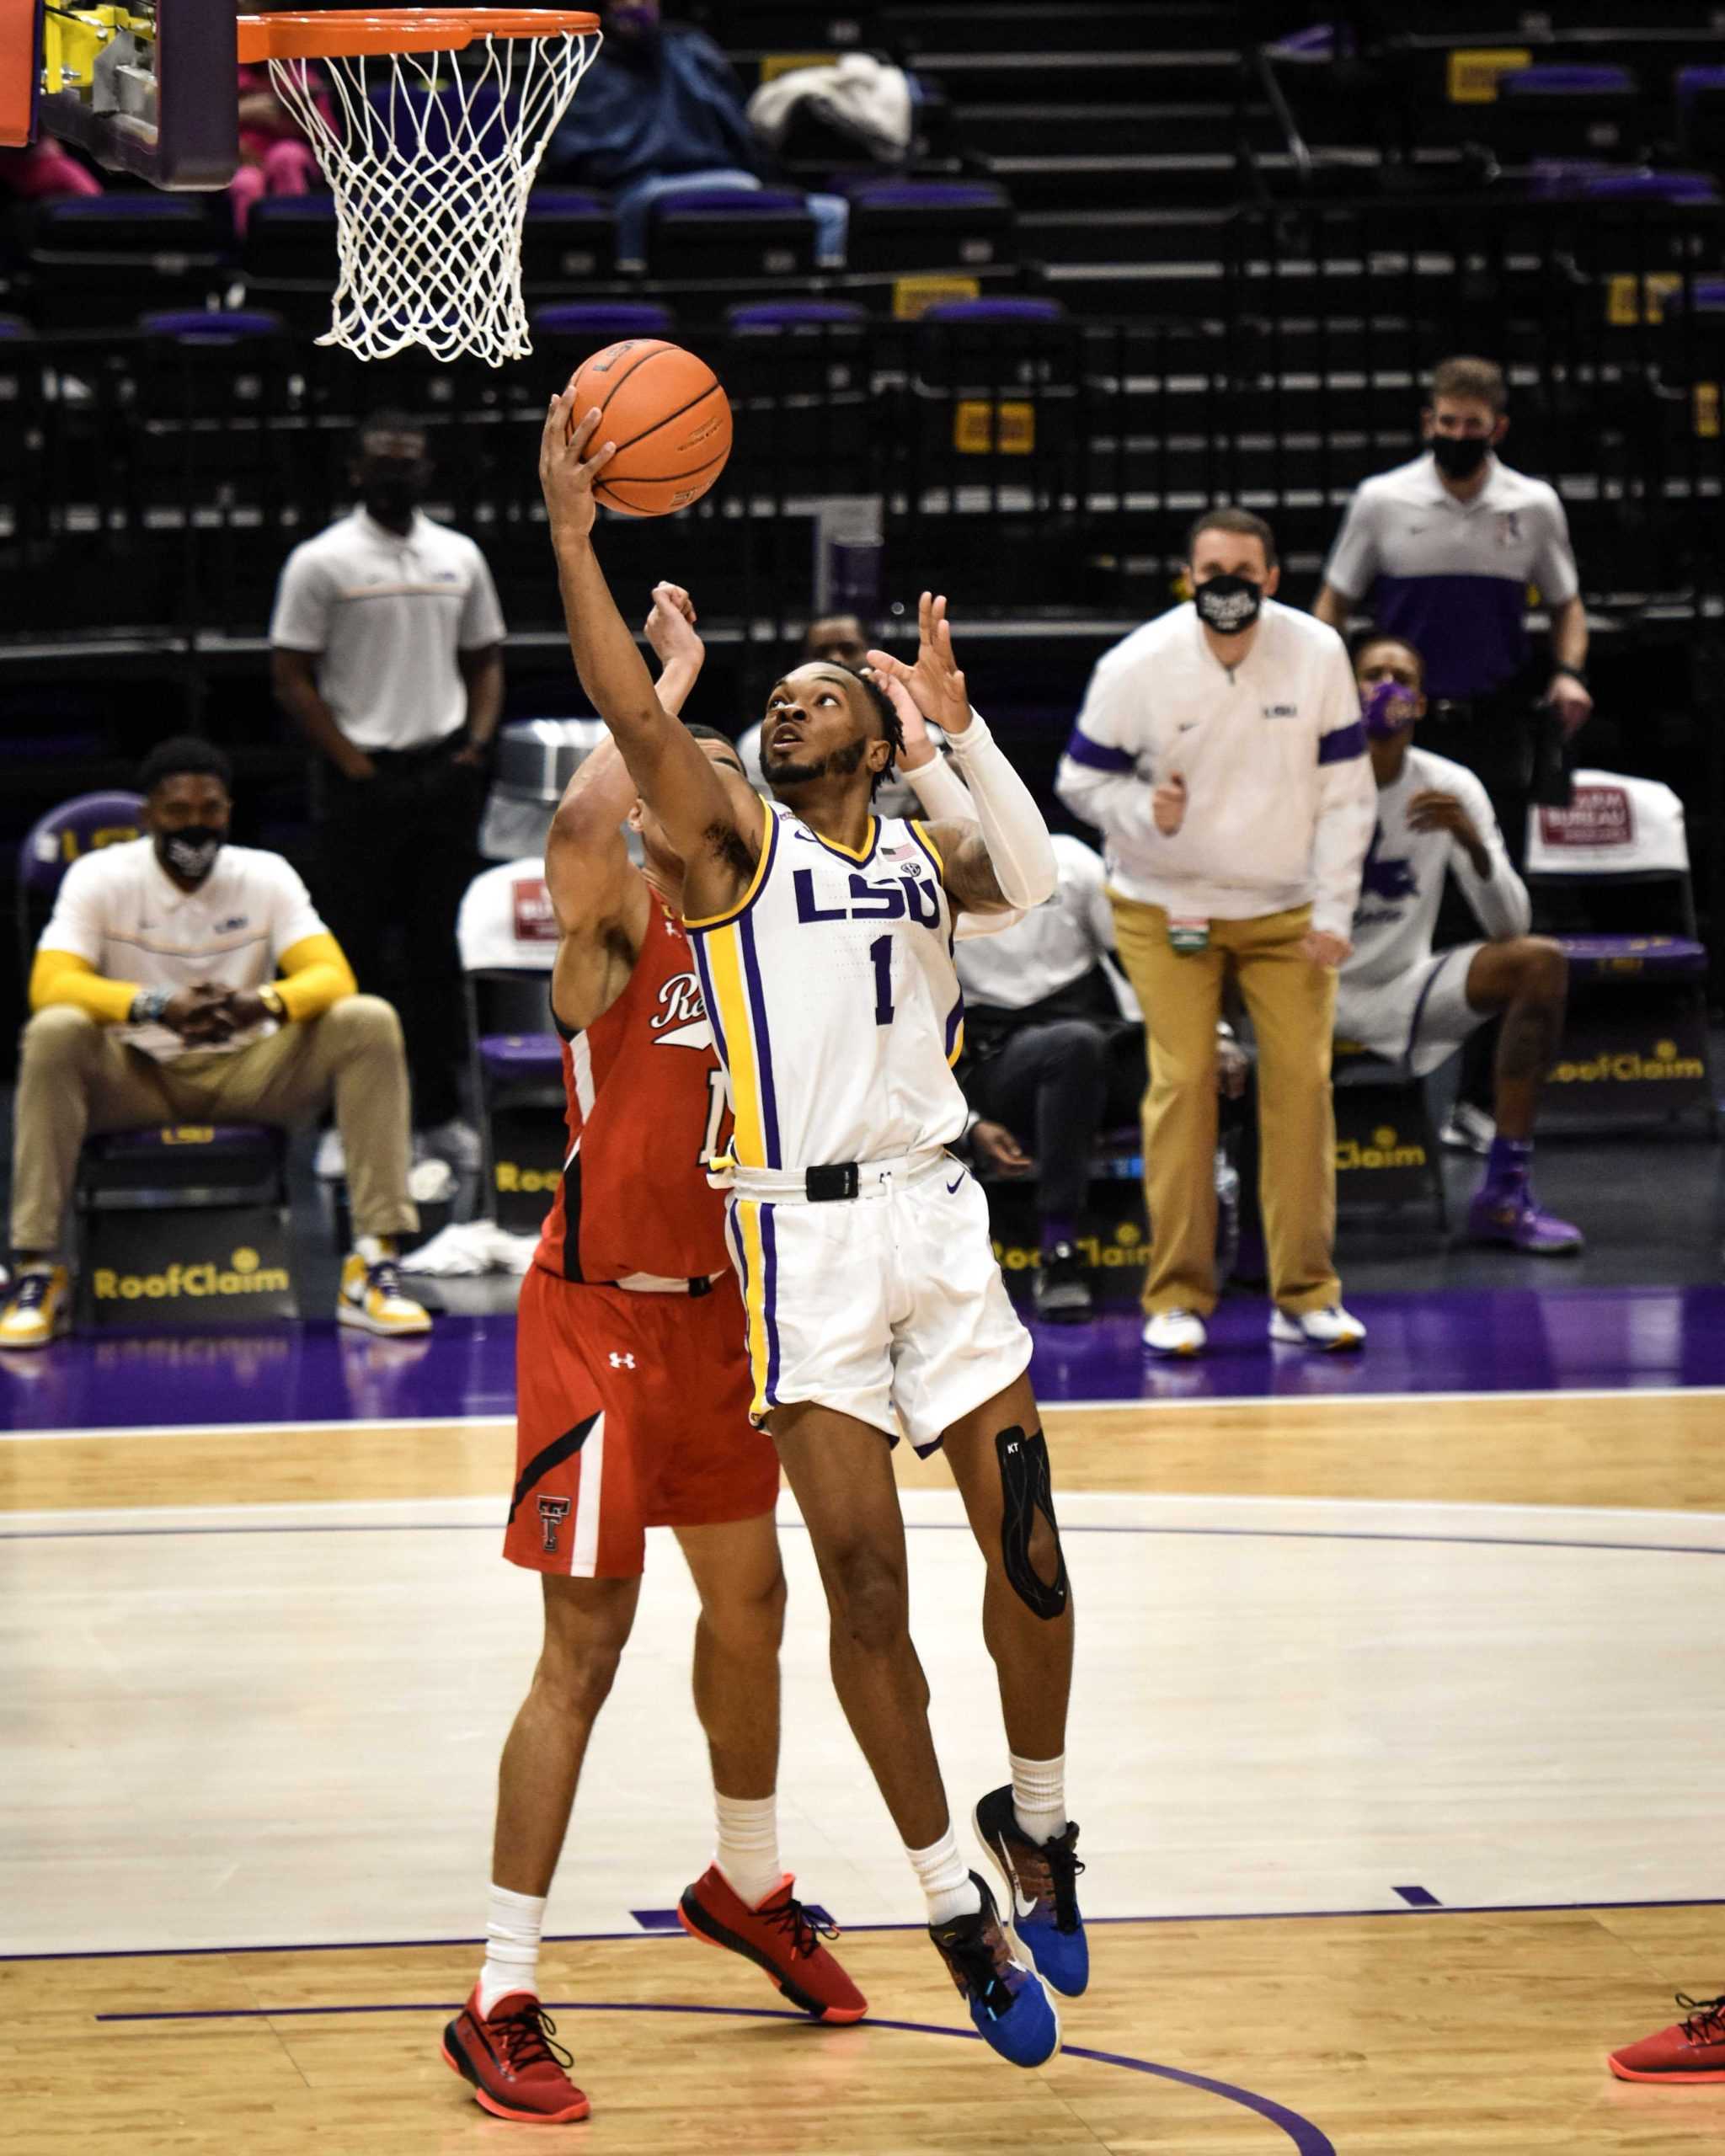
[93,1247,291,1300]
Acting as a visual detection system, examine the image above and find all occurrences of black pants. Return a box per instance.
[316,738,487,1130]
[967,1019,1144,1223]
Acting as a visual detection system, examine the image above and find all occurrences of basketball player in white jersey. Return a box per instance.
[1337,634,1582,1251]
[540,395,1081,2071]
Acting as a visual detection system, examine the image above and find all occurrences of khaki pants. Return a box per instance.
[10,996,418,1256]
[1109,898,1340,1318]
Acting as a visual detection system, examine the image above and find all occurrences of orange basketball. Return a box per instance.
[565,339,733,518]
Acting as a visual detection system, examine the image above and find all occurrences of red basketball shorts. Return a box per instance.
[504,1265,780,1578]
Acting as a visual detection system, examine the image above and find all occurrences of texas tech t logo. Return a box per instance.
[537,1496,572,1555]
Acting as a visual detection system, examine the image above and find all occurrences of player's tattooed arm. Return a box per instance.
[539,394,756,918]
[925,821,1017,914]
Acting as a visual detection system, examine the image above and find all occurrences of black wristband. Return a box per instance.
[1551,664,1589,691]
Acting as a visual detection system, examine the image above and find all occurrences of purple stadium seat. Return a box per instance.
[727,300,868,332]
[1500,66,1637,99]
[919,297,1066,326]
[1582,170,1718,204]
[138,309,288,341]
[647,187,818,283]
[521,189,617,287]
[531,301,676,343]
[19,791,146,910]
[846,178,1014,275]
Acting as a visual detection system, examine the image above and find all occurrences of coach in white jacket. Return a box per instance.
[1057,507,1376,1357]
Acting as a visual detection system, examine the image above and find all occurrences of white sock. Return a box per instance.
[1010,1751,1067,1845]
[713,1791,783,1908]
[477,1882,546,2015]
[906,1827,980,1926]
[355,1235,396,1266]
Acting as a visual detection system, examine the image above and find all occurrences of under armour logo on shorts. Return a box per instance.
[609,1351,636,1369]
[537,1497,571,1554]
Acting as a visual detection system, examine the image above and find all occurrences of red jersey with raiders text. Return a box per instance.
[535,892,731,1284]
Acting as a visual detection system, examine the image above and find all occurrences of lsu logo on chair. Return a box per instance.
[93,1246,293,1301]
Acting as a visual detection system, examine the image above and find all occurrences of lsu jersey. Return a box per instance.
[686,795,969,1170]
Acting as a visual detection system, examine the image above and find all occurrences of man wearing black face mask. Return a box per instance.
[2,738,430,1349]
[270,410,506,1171]
[1313,356,1590,1153]
[1058,508,1376,1358]
[1314,355,1591,817]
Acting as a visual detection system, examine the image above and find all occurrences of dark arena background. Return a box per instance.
[3,3,1725,2151]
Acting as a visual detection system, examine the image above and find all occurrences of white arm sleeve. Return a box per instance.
[1449,769,1532,940]
[944,709,1058,909]
[905,750,1026,939]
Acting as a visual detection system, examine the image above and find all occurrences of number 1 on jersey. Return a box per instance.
[868,934,894,1026]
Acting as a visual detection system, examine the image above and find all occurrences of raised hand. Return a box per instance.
[539,392,617,546]
[644,580,702,670]
[864,663,937,770]
[865,590,972,737]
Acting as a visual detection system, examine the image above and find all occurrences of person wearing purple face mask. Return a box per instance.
[1335,636,1583,1254]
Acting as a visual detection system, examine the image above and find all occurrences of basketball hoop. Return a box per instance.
[236,10,602,366]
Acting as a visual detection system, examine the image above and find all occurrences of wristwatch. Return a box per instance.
[258,985,287,1022]
[130,987,170,1025]
[1551,664,1589,692]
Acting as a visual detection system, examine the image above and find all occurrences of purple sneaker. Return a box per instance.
[1466,1182,1583,1255]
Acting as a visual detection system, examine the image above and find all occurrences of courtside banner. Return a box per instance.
[79,1207,298,1330]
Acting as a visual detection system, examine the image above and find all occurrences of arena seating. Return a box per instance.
[456,857,567,1239]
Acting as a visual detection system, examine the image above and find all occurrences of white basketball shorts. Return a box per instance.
[722,1147,1033,1454]
[1334,942,1489,1078]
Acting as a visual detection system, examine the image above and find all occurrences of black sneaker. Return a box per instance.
[927,1872,1060,2068]
[1033,1242,1092,1323]
[972,1785,1088,1996]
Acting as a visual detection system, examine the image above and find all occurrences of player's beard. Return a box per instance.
[765,736,868,787]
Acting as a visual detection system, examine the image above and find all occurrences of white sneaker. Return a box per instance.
[313,1127,346,1180]
[1268,1304,1366,1351]
[1142,1308,1206,1357]
[1439,1102,1495,1155]
[418,1117,483,1172]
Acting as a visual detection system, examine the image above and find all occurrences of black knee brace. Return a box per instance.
[996,1424,1069,1619]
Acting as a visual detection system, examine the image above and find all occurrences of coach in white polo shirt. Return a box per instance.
[270,408,506,1163]
[2,738,430,1350]
[1313,355,1592,822]
[1057,506,1375,1359]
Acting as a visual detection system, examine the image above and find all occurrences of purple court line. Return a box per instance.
[13,1893,1725,1966]
[88,1997,1335,2155]
[7,1519,1725,1564]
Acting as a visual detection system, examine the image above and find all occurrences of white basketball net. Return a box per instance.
[267,26,601,366]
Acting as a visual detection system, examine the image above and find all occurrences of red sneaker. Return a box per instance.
[441,1987,591,2121]
[678,1865,868,2024]
[1609,1993,1725,2083]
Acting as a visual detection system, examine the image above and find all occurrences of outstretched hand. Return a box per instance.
[866,590,972,737]
[539,392,617,545]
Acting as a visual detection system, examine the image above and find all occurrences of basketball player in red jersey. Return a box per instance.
[441,584,862,2127]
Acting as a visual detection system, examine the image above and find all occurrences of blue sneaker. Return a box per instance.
[972,1785,1088,1998]
[927,1871,1060,2068]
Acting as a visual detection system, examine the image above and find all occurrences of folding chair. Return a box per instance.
[456,857,568,1235]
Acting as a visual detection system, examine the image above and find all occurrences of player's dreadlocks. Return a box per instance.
[848,664,906,799]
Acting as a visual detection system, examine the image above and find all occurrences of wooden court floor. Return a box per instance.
[5,1393,1725,2153]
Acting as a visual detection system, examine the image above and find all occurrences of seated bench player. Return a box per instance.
[1336,637,1582,1253]
[1,736,429,1347]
